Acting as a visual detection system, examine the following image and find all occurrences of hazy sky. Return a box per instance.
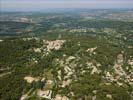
[1,0,133,11]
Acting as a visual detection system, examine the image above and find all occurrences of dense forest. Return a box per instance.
[0,11,133,100]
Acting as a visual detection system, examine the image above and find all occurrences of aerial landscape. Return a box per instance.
[0,0,133,100]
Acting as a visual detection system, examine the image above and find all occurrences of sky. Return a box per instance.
[0,0,133,11]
